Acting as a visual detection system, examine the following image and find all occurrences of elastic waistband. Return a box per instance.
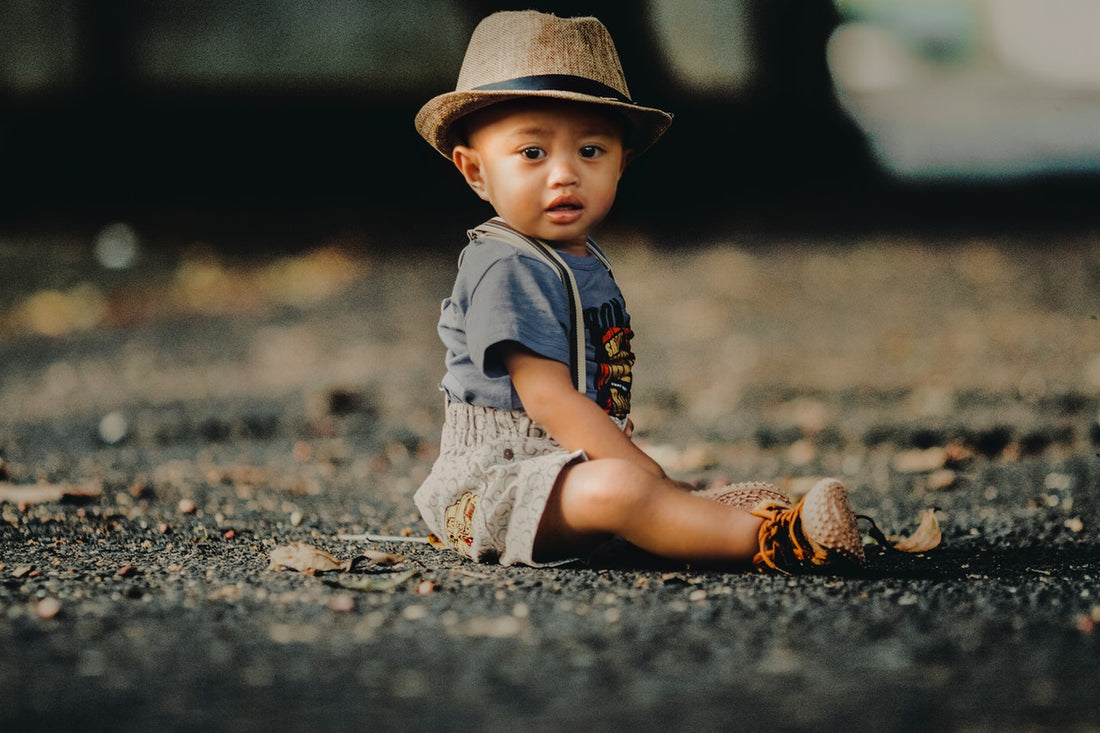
[441,402,552,450]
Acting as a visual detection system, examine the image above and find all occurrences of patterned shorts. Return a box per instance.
[414,402,586,567]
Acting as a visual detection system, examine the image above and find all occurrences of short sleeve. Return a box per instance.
[465,253,572,378]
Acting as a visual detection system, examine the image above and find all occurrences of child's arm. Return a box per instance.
[499,342,669,480]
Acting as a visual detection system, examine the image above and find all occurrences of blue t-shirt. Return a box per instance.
[438,233,634,420]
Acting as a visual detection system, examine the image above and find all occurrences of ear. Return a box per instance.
[619,150,632,176]
[452,145,490,201]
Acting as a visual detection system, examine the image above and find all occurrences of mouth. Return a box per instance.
[547,197,583,213]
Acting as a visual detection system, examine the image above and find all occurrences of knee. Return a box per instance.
[560,458,655,523]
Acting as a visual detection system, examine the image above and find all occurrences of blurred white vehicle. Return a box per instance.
[825,0,1100,180]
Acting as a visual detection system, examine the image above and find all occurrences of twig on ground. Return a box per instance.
[337,532,432,544]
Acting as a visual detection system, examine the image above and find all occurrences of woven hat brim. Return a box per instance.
[415,89,673,160]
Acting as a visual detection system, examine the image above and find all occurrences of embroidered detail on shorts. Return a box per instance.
[444,491,480,558]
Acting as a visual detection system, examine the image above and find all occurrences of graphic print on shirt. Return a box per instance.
[584,296,634,419]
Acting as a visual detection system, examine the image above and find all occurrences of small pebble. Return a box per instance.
[36,597,62,619]
[329,594,356,613]
[292,441,312,461]
[178,499,197,514]
[402,605,428,621]
[98,411,129,445]
[93,221,139,269]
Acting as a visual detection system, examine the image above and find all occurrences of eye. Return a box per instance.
[579,145,603,159]
[521,147,545,160]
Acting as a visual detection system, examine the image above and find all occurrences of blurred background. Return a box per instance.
[3,0,1099,243]
[1,1,1098,500]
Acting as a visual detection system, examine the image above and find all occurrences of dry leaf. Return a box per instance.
[268,542,353,575]
[891,509,942,553]
[336,532,430,544]
[325,568,420,592]
[361,549,406,566]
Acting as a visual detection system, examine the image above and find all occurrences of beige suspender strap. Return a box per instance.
[467,217,608,394]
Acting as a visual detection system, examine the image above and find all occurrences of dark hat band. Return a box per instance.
[471,74,634,104]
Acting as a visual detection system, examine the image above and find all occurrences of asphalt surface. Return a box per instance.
[1,219,1099,731]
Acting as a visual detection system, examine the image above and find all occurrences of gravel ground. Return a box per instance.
[1,219,1099,731]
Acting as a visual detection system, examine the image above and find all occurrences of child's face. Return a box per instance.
[452,100,628,251]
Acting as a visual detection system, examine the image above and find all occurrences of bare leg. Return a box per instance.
[534,458,763,564]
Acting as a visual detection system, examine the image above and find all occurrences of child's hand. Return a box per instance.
[623,418,634,438]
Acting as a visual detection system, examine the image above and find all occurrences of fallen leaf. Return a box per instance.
[325,568,420,592]
[361,549,406,566]
[268,542,353,575]
[336,532,431,544]
[891,509,942,553]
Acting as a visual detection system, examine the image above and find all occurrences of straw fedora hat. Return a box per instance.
[415,10,673,160]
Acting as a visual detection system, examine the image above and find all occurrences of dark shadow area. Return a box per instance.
[858,539,1100,582]
[580,535,1100,582]
[3,0,1096,245]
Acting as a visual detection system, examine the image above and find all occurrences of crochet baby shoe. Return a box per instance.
[692,481,791,512]
[750,478,866,573]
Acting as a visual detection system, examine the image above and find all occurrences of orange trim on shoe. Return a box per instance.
[749,478,866,574]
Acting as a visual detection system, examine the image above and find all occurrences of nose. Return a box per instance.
[547,154,579,187]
